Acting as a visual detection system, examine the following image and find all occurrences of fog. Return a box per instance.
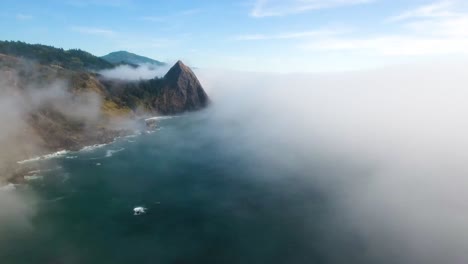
[0,63,104,233]
[195,61,468,263]
[2,57,468,262]
[0,69,103,180]
[99,63,172,80]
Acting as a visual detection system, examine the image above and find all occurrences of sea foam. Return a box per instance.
[79,143,108,152]
[105,148,125,157]
[17,150,69,164]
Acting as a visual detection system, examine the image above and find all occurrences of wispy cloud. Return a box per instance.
[234,29,342,40]
[65,0,131,7]
[147,38,174,48]
[387,1,458,22]
[302,36,468,56]
[140,8,203,22]
[71,26,116,37]
[16,13,33,21]
[114,36,178,52]
[250,0,375,17]
[301,1,468,56]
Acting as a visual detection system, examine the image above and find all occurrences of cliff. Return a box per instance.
[0,43,209,182]
[153,60,209,114]
[100,60,209,115]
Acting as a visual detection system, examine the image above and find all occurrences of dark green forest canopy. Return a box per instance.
[0,40,113,71]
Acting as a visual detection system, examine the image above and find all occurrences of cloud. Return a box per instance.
[98,63,172,81]
[302,35,468,56]
[0,60,107,240]
[300,1,468,56]
[140,8,203,22]
[250,0,375,17]
[15,13,33,21]
[233,29,342,40]
[0,58,106,183]
[0,186,36,234]
[196,59,468,263]
[71,26,116,37]
[65,0,131,7]
[387,1,458,22]
[178,8,203,16]
[232,0,468,64]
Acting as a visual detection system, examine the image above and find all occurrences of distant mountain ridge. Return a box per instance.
[101,51,165,66]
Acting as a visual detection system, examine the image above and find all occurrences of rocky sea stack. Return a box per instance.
[155,60,209,114]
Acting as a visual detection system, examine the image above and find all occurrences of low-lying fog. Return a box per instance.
[2,59,468,263]
[98,63,172,80]
[196,61,468,263]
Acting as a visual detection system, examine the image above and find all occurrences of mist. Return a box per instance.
[98,63,172,80]
[195,61,468,263]
[2,56,468,262]
[0,63,104,235]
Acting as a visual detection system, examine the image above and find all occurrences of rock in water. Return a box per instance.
[153,60,209,114]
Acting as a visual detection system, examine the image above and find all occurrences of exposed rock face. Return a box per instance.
[153,60,209,114]
[100,60,209,115]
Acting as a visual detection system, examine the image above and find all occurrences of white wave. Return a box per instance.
[24,174,43,181]
[45,196,67,203]
[105,148,125,157]
[17,150,69,164]
[27,166,62,174]
[65,155,78,159]
[124,133,140,138]
[79,143,108,152]
[145,115,179,121]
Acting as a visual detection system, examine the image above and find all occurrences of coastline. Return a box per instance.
[4,114,179,185]
[6,129,135,185]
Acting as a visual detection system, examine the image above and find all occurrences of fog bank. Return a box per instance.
[99,63,172,80]
[0,64,104,234]
[196,61,468,263]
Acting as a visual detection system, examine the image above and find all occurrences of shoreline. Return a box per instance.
[5,114,177,185]
[6,130,136,185]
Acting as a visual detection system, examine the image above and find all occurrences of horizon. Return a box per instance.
[2,0,468,72]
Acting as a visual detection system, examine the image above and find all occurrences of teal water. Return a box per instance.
[0,112,367,264]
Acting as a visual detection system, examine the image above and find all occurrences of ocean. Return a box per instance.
[0,110,369,264]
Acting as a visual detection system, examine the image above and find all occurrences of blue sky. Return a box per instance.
[1,0,468,72]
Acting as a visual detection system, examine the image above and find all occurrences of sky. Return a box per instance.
[1,0,468,72]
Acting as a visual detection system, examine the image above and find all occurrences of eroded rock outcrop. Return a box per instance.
[152,60,209,114]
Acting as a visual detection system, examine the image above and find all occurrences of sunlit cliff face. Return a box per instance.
[0,62,103,183]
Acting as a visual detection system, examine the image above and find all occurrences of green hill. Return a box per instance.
[0,40,113,71]
[101,51,165,66]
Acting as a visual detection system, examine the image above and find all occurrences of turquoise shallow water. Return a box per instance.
[0,112,367,264]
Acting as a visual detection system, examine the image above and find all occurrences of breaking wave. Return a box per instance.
[17,150,69,164]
